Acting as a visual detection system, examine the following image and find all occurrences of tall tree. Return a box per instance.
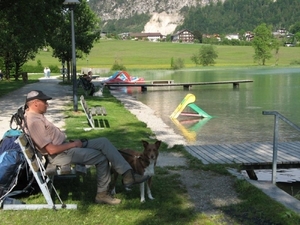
[0,0,63,79]
[48,0,101,81]
[252,23,274,65]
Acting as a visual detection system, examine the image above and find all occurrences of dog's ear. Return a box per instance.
[142,140,149,148]
[155,140,161,149]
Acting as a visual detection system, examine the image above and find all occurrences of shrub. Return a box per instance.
[111,60,126,71]
[171,57,185,70]
[191,45,218,66]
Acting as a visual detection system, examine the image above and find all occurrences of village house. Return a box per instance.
[171,29,194,43]
[225,34,239,40]
[128,32,164,42]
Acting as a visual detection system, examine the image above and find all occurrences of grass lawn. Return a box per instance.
[25,39,300,70]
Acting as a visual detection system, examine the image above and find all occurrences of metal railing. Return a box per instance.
[263,111,300,184]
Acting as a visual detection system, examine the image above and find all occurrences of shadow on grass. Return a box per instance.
[53,167,198,224]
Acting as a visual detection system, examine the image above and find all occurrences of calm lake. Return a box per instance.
[129,67,300,145]
[124,67,300,185]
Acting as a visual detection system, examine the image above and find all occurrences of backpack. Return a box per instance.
[0,108,37,205]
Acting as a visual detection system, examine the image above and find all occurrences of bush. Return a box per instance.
[111,60,126,71]
[191,45,218,66]
[171,57,185,70]
[21,59,60,73]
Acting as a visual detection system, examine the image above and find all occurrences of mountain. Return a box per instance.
[88,0,300,36]
[88,0,223,35]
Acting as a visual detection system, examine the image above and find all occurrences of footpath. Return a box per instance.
[0,77,72,135]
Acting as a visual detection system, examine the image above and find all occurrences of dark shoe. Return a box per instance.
[95,191,121,205]
[122,170,149,188]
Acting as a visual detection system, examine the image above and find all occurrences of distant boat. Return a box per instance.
[101,71,144,84]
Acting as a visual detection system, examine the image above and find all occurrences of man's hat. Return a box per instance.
[26,90,52,103]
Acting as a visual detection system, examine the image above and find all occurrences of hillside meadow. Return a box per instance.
[25,39,300,71]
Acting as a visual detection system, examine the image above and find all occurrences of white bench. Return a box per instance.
[80,95,108,130]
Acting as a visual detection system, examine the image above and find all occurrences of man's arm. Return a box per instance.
[44,140,83,155]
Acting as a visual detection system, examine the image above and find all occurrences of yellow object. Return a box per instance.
[170,94,196,119]
[170,118,197,142]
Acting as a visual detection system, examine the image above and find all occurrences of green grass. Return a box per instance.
[0,74,40,96]
[25,39,300,70]
[1,83,300,224]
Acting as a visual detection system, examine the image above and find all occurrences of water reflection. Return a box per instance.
[170,117,212,143]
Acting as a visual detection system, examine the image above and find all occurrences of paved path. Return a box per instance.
[0,77,72,135]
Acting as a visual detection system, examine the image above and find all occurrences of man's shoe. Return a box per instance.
[122,170,149,188]
[95,191,121,205]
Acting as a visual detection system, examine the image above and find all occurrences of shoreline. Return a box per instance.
[109,89,187,148]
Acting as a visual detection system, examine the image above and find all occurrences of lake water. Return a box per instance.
[119,67,300,186]
[129,67,300,145]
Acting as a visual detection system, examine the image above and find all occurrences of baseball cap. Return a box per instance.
[26,90,52,103]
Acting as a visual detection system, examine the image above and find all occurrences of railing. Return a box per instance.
[263,111,300,184]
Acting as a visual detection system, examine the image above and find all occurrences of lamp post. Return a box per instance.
[63,0,80,112]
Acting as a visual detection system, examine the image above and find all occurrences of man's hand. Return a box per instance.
[72,140,83,148]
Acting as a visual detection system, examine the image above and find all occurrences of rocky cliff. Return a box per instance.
[91,0,223,35]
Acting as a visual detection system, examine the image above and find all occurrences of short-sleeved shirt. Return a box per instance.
[25,111,66,155]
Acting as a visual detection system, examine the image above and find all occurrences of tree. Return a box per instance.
[48,0,101,81]
[193,30,203,43]
[191,53,199,66]
[252,23,274,65]
[0,0,63,79]
[196,45,218,66]
[289,22,300,34]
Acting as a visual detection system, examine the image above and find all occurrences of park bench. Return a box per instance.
[79,95,109,130]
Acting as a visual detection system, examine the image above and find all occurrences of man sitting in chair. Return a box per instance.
[24,90,149,205]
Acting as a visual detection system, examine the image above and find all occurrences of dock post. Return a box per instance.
[183,85,191,90]
[141,85,147,92]
[233,82,239,88]
[246,169,258,180]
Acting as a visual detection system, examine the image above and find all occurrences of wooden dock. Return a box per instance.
[101,80,253,91]
[185,141,300,169]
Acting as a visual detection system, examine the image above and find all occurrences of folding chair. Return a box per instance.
[2,107,77,210]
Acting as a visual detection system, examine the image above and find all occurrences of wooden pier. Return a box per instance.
[101,80,253,91]
[185,141,300,179]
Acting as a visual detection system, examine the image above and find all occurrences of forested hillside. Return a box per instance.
[89,0,300,35]
[178,0,300,34]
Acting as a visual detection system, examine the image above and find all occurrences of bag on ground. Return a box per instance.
[0,129,36,204]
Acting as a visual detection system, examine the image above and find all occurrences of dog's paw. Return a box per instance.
[148,193,154,200]
[140,198,146,203]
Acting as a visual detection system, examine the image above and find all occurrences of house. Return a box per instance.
[171,29,194,43]
[129,32,163,42]
[244,31,254,41]
[225,34,239,40]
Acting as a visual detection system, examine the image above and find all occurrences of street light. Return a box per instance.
[63,0,80,112]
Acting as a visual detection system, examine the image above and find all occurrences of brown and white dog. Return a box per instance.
[110,140,161,202]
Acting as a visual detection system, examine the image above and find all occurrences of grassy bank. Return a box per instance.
[25,39,300,70]
[1,79,300,224]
